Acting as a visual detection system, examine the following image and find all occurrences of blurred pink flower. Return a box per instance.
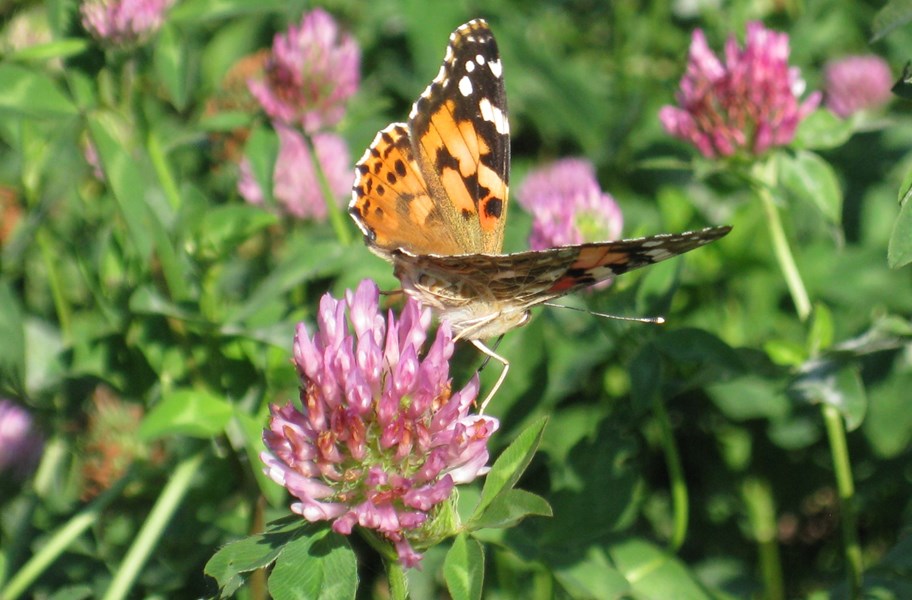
[80,0,174,46]
[237,125,351,221]
[660,22,821,158]
[518,158,623,251]
[0,399,43,480]
[824,55,893,118]
[261,280,498,567]
[249,9,360,133]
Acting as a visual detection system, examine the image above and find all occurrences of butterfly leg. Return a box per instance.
[470,339,509,414]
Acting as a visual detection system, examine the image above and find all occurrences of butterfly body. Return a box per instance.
[350,19,730,408]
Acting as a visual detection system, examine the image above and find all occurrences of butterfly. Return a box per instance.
[349,19,731,411]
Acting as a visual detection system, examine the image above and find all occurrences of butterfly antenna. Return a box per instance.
[477,335,504,371]
[378,288,404,298]
[542,302,666,325]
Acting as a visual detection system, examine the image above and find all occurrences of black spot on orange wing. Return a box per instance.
[484,198,503,218]
[435,146,460,173]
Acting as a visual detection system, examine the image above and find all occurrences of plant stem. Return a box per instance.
[304,133,352,246]
[102,449,206,600]
[37,229,71,343]
[652,395,688,551]
[754,161,811,321]
[1,469,134,600]
[250,495,267,600]
[822,404,863,598]
[146,131,182,211]
[387,560,409,600]
[742,477,784,600]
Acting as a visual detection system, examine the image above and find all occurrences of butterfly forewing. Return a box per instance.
[350,19,510,257]
[408,19,510,255]
[350,124,465,256]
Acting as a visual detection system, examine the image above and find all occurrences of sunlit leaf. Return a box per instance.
[268,529,357,600]
[155,24,195,111]
[778,149,843,225]
[140,389,234,439]
[0,64,77,117]
[472,417,547,520]
[468,489,552,530]
[444,533,485,600]
[792,109,854,150]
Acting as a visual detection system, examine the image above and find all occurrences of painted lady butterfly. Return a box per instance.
[350,19,731,410]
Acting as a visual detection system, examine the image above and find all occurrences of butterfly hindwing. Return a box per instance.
[392,226,732,307]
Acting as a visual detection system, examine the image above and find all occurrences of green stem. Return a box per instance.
[387,560,409,600]
[1,469,134,600]
[652,395,688,551]
[822,404,863,598]
[102,450,206,600]
[754,162,811,321]
[146,131,182,211]
[742,477,784,600]
[36,229,72,343]
[359,529,399,563]
[304,133,352,245]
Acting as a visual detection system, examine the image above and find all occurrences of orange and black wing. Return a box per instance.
[350,19,510,257]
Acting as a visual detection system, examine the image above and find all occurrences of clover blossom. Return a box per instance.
[80,0,174,46]
[823,55,893,118]
[518,158,623,250]
[660,22,821,158]
[237,124,351,220]
[249,9,360,133]
[261,280,498,567]
[0,399,43,480]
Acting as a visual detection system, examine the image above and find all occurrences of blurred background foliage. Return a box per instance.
[2,0,912,597]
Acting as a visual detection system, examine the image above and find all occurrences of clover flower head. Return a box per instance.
[80,0,174,46]
[261,280,498,567]
[248,9,361,133]
[823,55,893,118]
[659,22,821,158]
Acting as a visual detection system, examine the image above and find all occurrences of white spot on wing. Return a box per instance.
[476,54,486,65]
[587,266,618,280]
[488,58,502,78]
[459,76,473,97]
[645,249,673,261]
[465,60,475,72]
[479,97,509,134]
